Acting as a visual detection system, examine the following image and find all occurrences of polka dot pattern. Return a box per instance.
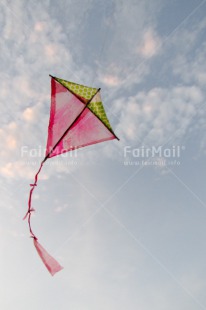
[56,77,97,100]
[88,101,112,131]
[56,77,113,132]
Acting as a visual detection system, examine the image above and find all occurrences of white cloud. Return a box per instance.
[0,160,48,180]
[0,122,19,155]
[137,28,161,58]
[34,21,46,32]
[173,42,206,86]
[113,85,204,148]
[6,135,17,150]
[22,103,42,123]
[164,14,206,87]
[0,1,78,181]
[100,74,121,87]
[22,107,35,122]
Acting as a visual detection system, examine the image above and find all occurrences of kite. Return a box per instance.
[24,75,119,276]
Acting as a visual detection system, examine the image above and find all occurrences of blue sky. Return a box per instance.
[1,0,206,309]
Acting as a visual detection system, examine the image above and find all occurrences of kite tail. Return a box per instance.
[23,161,44,238]
[23,161,63,276]
[33,238,63,276]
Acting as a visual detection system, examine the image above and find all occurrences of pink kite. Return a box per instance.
[24,75,119,276]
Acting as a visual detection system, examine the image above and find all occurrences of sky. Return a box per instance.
[0,0,206,309]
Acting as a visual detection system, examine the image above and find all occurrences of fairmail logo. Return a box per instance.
[124,145,184,158]
[20,145,78,158]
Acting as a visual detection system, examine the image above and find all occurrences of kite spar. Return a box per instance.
[24,75,119,276]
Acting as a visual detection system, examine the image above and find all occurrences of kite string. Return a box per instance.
[23,161,44,240]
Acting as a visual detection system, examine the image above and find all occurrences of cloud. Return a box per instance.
[137,28,161,58]
[93,1,164,89]
[113,85,204,148]
[0,160,46,179]
[173,42,206,86]
[99,74,121,87]
[22,103,42,123]
[34,21,46,32]
[22,107,35,122]
[0,1,77,180]
[102,75,120,87]
[6,135,17,150]
[0,122,19,154]
[160,13,206,87]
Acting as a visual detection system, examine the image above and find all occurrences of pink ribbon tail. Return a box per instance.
[24,161,64,275]
[33,238,63,276]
